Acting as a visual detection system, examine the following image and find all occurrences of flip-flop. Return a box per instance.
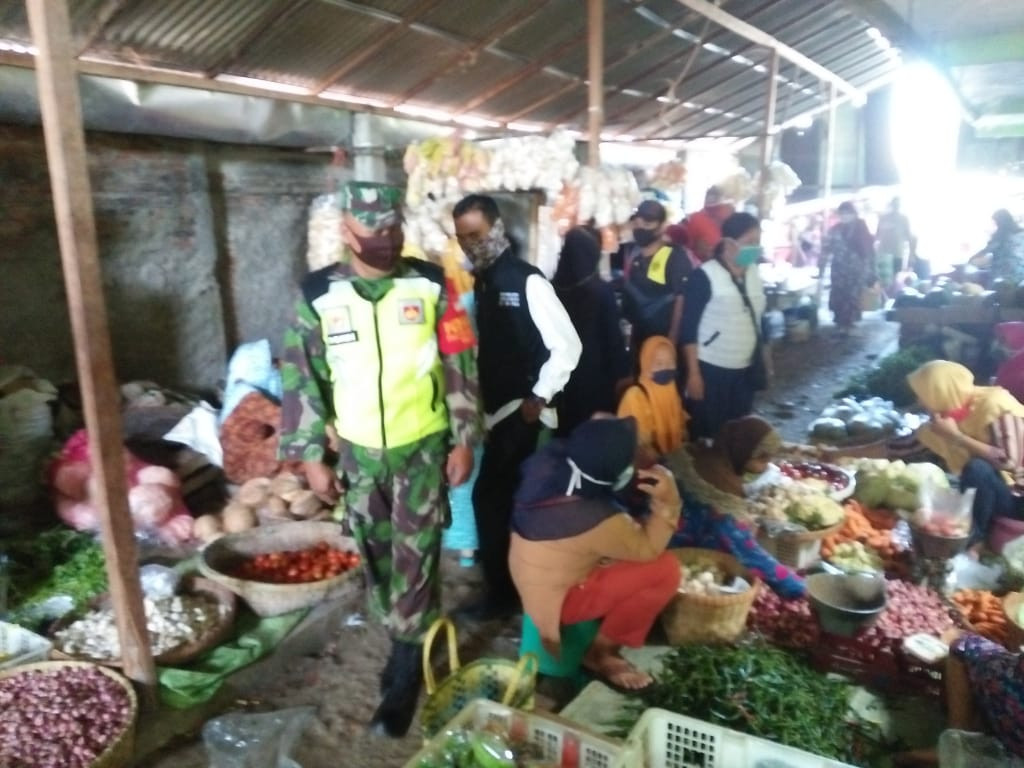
[582,658,654,696]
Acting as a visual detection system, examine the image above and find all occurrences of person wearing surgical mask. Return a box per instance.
[509,416,682,692]
[618,335,689,465]
[825,200,877,337]
[680,212,769,439]
[278,182,481,737]
[452,194,582,622]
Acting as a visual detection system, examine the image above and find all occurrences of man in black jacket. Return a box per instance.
[453,194,582,620]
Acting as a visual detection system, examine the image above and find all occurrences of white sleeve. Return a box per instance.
[524,274,582,402]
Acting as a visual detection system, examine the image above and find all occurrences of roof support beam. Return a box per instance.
[315,0,445,92]
[75,0,131,54]
[671,0,862,100]
[204,0,313,77]
[387,0,551,108]
[575,0,798,130]
[586,0,603,167]
[25,0,156,701]
[449,2,633,118]
[500,1,709,125]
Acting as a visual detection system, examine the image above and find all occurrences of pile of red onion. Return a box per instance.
[748,579,957,654]
[0,665,134,768]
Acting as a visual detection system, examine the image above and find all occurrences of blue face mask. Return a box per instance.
[650,369,675,386]
[736,245,762,267]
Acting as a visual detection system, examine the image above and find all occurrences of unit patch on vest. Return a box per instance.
[398,298,426,325]
[324,307,358,345]
[498,291,521,308]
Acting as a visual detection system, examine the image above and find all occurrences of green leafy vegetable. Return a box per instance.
[835,346,936,407]
[617,641,885,765]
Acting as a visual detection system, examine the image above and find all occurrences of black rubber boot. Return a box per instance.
[369,640,423,738]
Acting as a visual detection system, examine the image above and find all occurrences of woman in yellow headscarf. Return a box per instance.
[618,336,689,464]
[907,360,1024,545]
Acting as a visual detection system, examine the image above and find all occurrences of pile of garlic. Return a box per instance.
[677,561,726,595]
[54,594,226,660]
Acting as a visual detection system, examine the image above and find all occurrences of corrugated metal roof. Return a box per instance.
[0,0,908,141]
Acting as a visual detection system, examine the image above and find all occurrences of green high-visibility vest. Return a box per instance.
[313,276,447,449]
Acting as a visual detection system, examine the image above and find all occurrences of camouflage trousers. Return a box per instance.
[338,431,448,643]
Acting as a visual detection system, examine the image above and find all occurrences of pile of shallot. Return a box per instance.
[0,665,133,768]
[748,579,957,654]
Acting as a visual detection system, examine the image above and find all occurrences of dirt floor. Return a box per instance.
[146,310,902,768]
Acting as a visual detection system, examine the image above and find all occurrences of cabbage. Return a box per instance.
[847,413,886,440]
[809,417,847,442]
[853,460,949,510]
[854,472,889,508]
[785,495,844,529]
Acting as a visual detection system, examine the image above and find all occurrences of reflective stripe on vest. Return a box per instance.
[312,277,447,449]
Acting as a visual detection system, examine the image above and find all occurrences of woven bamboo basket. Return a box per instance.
[757,517,845,569]
[49,575,237,667]
[0,661,137,768]
[198,521,361,617]
[660,548,760,645]
[1003,592,1024,651]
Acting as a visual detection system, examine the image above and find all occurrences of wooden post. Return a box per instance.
[587,0,603,168]
[815,82,838,309]
[25,0,156,699]
[756,48,780,218]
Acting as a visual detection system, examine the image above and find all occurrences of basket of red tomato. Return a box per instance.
[198,521,362,617]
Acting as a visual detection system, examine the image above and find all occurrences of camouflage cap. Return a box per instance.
[340,181,403,229]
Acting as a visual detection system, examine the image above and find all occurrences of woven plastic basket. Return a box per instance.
[198,521,361,617]
[406,699,622,768]
[617,708,857,768]
[0,661,137,768]
[661,548,760,645]
[758,518,845,569]
[420,617,539,738]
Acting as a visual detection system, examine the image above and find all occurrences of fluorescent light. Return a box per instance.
[0,38,36,55]
[508,121,544,133]
[656,95,676,104]
[453,114,499,128]
[320,91,389,108]
[394,104,452,122]
[214,74,310,95]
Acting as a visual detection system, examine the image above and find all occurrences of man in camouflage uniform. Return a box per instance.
[279,182,480,738]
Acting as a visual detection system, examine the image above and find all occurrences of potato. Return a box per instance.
[192,514,223,543]
[288,490,322,519]
[222,502,257,533]
[269,473,302,498]
[237,477,271,507]
[266,495,289,517]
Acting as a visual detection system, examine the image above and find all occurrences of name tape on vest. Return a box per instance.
[498,291,521,308]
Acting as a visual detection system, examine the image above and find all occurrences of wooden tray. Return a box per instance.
[49,574,237,668]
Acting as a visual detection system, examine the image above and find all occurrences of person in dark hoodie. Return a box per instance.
[509,416,681,691]
[552,227,631,437]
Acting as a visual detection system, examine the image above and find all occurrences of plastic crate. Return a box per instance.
[808,631,942,698]
[0,621,53,670]
[404,699,621,768]
[617,709,858,768]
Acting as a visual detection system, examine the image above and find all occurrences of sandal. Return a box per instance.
[582,654,654,695]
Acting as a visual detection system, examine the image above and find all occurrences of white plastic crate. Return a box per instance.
[0,621,52,670]
[617,709,858,768]
[404,699,622,768]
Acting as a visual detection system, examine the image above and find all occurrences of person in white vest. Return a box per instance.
[680,212,769,439]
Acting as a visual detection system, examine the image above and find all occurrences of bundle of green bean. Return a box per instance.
[626,642,878,764]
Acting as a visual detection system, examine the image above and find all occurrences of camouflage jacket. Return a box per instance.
[278,258,481,462]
